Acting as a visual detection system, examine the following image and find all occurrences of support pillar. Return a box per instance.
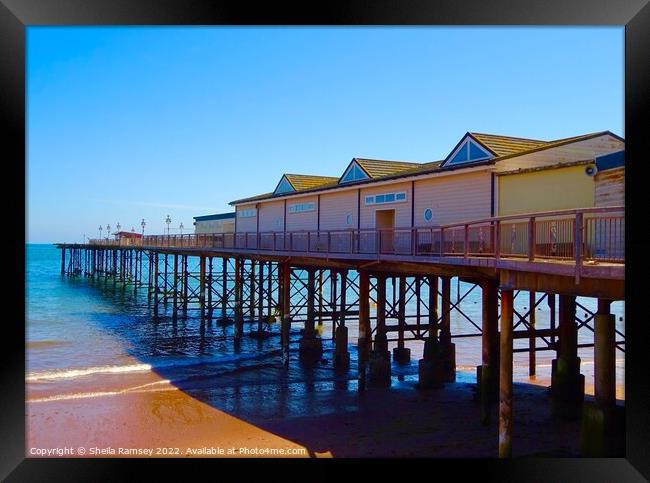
[418,275,444,389]
[217,258,232,325]
[477,278,500,417]
[251,261,268,338]
[393,276,411,364]
[368,274,391,388]
[581,299,623,456]
[299,268,322,364]
[440,276,456,382]
[280,262,291,366]
[172,254,179,320]
[529,291,536,376]
[499,287,514,458]
[199,256,206,321]
[234,258,244,340]
[551,294,584,419]
[61,248,66,275]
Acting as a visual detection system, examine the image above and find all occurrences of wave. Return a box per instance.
[26,349,282,382]
[28,380,177,403]
[26,363,153,382]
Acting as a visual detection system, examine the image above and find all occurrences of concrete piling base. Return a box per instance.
[580,402,625,457]
[392,347,411,365]
[417,336,444,389]
[215,317,234,327]
[334,326,350,371]
[299,334,323,364]
[551,356,585,419]
[441,342,456,383]
[368,351,391,387]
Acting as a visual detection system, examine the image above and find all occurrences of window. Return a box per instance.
[446,138,492,166]
[288,202,316,213]
[239,208,256,218]
[424,208,433,222]
[340,162,370,184]
[346,213,353,226]
[364,191,407,205]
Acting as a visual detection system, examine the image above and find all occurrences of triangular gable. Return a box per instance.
[442,133,495,167]
[274,175,296,195]
[339,160,370,184]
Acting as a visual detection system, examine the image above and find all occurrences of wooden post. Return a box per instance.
[318,270,324,328]
[479,278,499,418]
[280,262,291,365]
[221,258,228,322]
[499,287,514,458]
[182,255,189,314]
[234,258,243,339]
[595,299,615,407]
[552,294,584,419]
[441,276,451,345]
[61,248,66,275]
[330,270,338,340]
[257,261,265,333]
[375,275,387,351]
[172,254,179,320]
[357,270,370,364]
[428,275,438,334]
[340,270,348,328]
[393,276,411,364]
[199,256,206,321]
[207,257,213,320]
[249,260,256,320]
[529,291,536,376]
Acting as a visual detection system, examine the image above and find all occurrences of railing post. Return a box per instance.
[440,227,445,257]
[495,220,501,261]
[327,231,331,253]
[464,224,469,258]
[575,212,583,284]
[528,217,536,261]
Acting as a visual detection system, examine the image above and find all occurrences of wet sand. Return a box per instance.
[27,363,615,458]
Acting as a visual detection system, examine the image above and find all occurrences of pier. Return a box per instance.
[57,205,625,457]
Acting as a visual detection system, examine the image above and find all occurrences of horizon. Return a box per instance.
[27,26,624,244]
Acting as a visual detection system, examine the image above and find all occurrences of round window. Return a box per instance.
[346,214,353,226]
[424,208,433,222]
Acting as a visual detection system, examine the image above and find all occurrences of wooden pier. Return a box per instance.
[57,205,625,457]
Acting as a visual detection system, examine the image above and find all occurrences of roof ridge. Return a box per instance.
[354,157,422,165]
[469,132,548,143]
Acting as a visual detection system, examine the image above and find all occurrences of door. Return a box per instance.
[375,209,395,253]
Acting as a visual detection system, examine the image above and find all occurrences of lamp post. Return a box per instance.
[165,215,171,236]
[179,222,184,236]
[106,224,111,240]
[141,218,146,236]
[99,225,103,239]
[131,226,135,233]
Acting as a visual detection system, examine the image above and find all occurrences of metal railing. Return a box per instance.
[87,206,624,265]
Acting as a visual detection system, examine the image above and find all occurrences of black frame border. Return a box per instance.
[5,0,649,480]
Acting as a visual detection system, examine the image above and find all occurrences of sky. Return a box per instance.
[27,26,624,243]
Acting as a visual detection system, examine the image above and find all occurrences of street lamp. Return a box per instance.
[106,224,111,240]
[131,226,135,233]
[179,222,184,235]
[98,225,103,239]
[141,218,146,235]
[165,215,171,236]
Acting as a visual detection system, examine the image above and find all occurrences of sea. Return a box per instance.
[26,243,625,422]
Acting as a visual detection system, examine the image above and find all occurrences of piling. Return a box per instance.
[498,287,514,458]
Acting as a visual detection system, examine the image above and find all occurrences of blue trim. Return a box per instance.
[193,212,236,221]
[275,177,295,194]
[595,150,625,171]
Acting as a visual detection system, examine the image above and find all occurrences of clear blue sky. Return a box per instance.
[27,26,623,243]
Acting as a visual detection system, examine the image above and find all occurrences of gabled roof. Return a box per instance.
[283,174,338,191]
[353,158,421,178]
[229,130,624,205]
[469,133,548,157]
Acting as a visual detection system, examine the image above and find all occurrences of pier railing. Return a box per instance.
[87,206,624,265]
